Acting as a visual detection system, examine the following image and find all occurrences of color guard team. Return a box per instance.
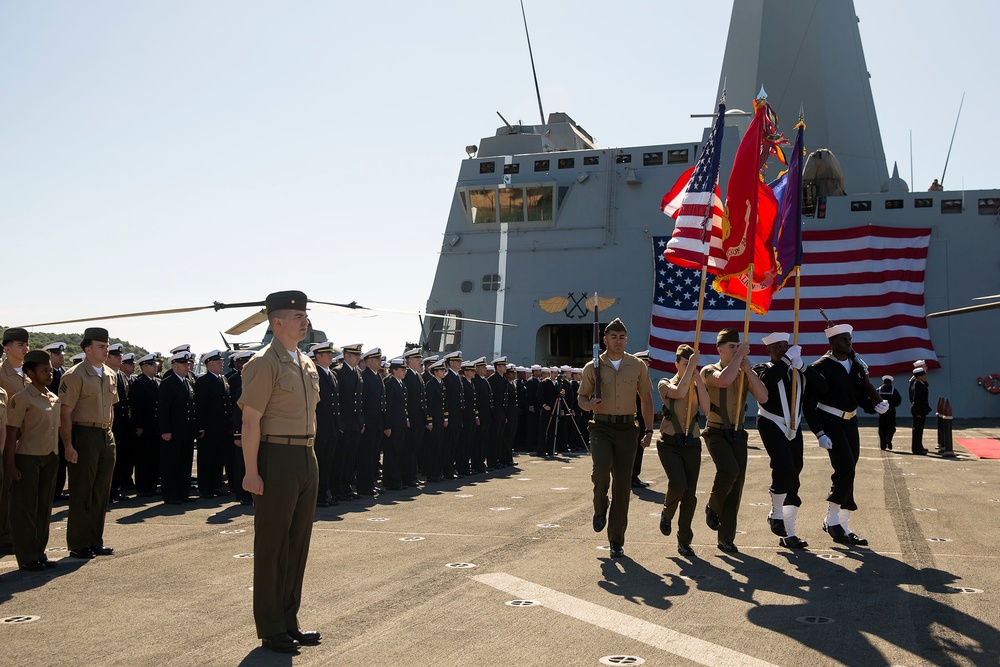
[1,304,925,653]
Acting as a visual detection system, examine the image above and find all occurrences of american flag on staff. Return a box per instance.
[647,226,940,375]
[660,102,727,273]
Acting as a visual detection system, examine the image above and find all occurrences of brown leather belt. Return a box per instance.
[75,421,112,429]
[262,436,315,446]
[593,414,635,425]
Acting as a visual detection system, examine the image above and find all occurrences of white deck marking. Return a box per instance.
[473,572,780,667]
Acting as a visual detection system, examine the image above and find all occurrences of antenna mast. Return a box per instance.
[520,0,546,126]
[940,92,965,186]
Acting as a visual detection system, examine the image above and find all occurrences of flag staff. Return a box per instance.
[789,110,806,431]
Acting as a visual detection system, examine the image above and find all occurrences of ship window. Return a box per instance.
[558,157,575,169]
[503,163,520,175]
[458,191,468,212]
[499,188,524,222]
[616,154,632,164]
[460,280,474,294]
[850,200,871,212]
[526,186,553,221]
[427,310,463,354]
[914,198,933,208]
[482,274,501,291]
[583,156,599,166]
[979,198,1000,215]
[534,159,550,172]
[885,199,904,210]
[667,149,689,164]
[643,152,664,166]
[479,161,496,174]
[941,199,963,214]
[469,189,497,224]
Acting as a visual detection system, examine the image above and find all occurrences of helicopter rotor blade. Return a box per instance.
[972,294,1000,301]
[309,299,515,327]
[927,301,1000,318]
[309,302,378,318]
[16,304,222,329]
[225,309,269,336]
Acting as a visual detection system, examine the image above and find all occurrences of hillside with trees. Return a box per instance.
[0,326,149,358]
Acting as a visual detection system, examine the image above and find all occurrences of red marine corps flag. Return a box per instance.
[712,95,785,314]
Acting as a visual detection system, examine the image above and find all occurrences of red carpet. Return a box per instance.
[955,438,1000,459]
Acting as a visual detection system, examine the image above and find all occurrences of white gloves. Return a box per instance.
[874,400,889,415]
[786,345,804,369]
[818,435,833,450]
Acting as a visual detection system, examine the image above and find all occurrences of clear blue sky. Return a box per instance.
[1,0,995,357]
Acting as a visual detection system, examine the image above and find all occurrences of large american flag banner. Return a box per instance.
[648,226,941,376]
[660,102,727,272]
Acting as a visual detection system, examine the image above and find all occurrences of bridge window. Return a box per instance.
[469,189,497,224]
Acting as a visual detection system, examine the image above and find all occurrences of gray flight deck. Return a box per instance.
[2,423,998,666]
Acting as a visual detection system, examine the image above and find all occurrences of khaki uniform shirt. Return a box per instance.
[58,362,119,424]
[0,386,7,431]
[0,359,29,401]
[6,385,60,456]
[238,340,320,441]
[579,352,651,416]
[703,362,747,428]
[658,377,701,438]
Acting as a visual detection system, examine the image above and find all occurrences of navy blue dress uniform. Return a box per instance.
[107,345,133,501]
[57,327,119,559]
[194,350,233,498]
[401,349,429,486]
[523,366,541,452]
[804,322,886,546]
[309,342,341,507]
[501,364,519,465]
[471,359,493,472]
[457,361,479,476]
[334,344,364,500]
[485,361,509,468]
[535,370,557,456]
[158,351,198,504]
[44,341,70,501]
[227,350,254,505]
[131,353,162,496]
[572,369,590,451]
[382,359,409,490]
[909,362,931,454]
[753,332,827,549]
[422,360,447,481]
[515,368,530,450]
[358,348,386,495]
[877,375,903,450]
[441,352,465,478]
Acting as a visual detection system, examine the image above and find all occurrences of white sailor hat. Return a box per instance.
[913,360,927,375]
[137,352,158,365]
[231,350,254,362]
[361,347,381,360]
[332,353,344,364]
[461,360,475,370]
[443,350,463,362]
[473,356,487,367]
[632,350,650,360]
[422,354,439,364]
[881,375,893,382]
[170,344,191,354]
[169,351,194,364]
[309,341,335,355]
[403,347,423,359]
[121,353,136,363]
[70,352,86,364]
[201,349,223,363]
[530,364,542,371]
[517,366,528,373]
[573,368,583,374]
[429,359,446,370]
[380,359,389,369]
[824,324,853,339]
[108,343,123,355]
[342,343,363,355]
[761,332,790,345]
[492,356,508,366]
[540,366,551,373]
[43,341,68,353]
[559,364,572,372]
[389,358,406,369]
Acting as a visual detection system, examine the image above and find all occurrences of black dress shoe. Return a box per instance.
[767,517,787,537]
[316,498,330,508]
[823,522,849,543]
[659,511,672,536]
[261,632,300,653]
[69,548,95,559]
[677,543,695,557]
[593,502,608,533]
[843,532,869,546]
[19,560,46,572]
[631,478,650,488]
[779,535,809,549]
[705,505,721,531]
[92,546,115,556]
[287,628,322,645]
[42,559,58,569]
[609,543,625,558]
[717,541,739,553]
